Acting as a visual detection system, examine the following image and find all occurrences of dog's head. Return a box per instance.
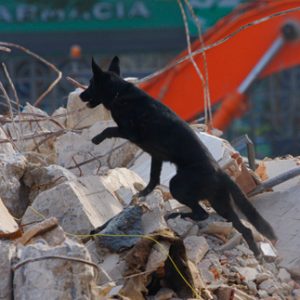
[80,56,125,109]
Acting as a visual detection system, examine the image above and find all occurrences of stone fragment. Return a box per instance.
[234,267,258,282]
[218,232,243,252]
[93,206,143,252]
[259,278,280,295]
[0,241,16,300]
[0,126,15,154]
[4,103,61,162]
[146,241,170,273]
[278,268,291,283]
[167,216,194,237]
[216,286,257,300]
[13,238,96,300]
[66,88,111,129]
[200,221,233,237]
[183,236,209,264]
[51,106,67,128]
[154,288,176,300]
[0,153,28,217]
[23,164,77,201]
[100,168,145,205]
[55,126,138,176]
[22,176,124,235]
[259,242,277,261]
[0,196,20,238]
[141,190,168,234]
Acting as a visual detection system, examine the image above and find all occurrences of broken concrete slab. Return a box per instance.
[13,238,96,300]
[99,168,145,206]
[0,126,16,154]
[4,103,61,162]
[0,153,28,217]
[0,196,20,238]
[23,164,77,202]
[55,123,138,176]
[141,190,169,234]
[251,184,300,275]
[92,205,143,252]
[0,241,16,300]
[22,176,124,235]
[183,236,209,264]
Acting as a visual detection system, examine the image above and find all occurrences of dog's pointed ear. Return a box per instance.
[108,56,120,75]
[91,57,104,77]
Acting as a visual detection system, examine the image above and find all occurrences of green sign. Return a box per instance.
[186,0,246,34]
[0,0,245,33]
[0,0,182,33]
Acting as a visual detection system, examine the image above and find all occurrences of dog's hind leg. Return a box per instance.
[138,157,163,197]
[168,171,209,221]
[209,188,260,256]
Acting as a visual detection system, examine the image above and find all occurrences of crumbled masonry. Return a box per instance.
[0,89,300,299]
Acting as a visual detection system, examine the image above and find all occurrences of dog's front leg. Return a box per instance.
[92,127,127,145]
[138,157,163,197]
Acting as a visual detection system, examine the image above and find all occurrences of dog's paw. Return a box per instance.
[91,136,101,145]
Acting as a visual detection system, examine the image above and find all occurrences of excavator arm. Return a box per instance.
[139,0,300,130]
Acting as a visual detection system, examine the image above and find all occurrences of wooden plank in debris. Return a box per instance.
[0,197,21,238]
[17,217,59,245]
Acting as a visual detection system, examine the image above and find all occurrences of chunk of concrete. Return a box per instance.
[0,153,28,217]
[183,236,209,264]
[23,164,77,202]
[22,176,124,235]
[66,88,111,129]
[55,124,138,176]
[13,238,96,300]
[0,241,16,300]
[0,126,15,154]
[4,103,61,162]
[252,184,300,275]
[141,190,169,234]
[0,196,20,238]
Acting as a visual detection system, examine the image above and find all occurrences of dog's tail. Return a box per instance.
[220,171,277,242]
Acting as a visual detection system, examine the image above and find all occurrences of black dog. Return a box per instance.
[80,57,276,256]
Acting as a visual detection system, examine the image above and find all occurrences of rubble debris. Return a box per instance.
[0,241,16,300]
[0,86,299,299]
[13,238,96,300]
[21,175,125,234]
[0,196,20,238]
[0,152,28,217]
[55,121,138,176]
[92,205,143,252]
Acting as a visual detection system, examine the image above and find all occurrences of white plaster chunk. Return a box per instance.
[22,176,124,235]
[0,153,28,217]
[55,125,138,176]
[23,164,77,201]
[142,190,168,234]
[183,236,209,264]
[0,196,19,237]
[0,241,16,300]
[4,103,61,161]
[13,238,95,300]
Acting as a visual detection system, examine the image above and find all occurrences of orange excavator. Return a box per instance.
[139,0,300,131]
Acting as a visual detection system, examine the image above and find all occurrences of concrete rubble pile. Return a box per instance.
[0,89,300,299]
